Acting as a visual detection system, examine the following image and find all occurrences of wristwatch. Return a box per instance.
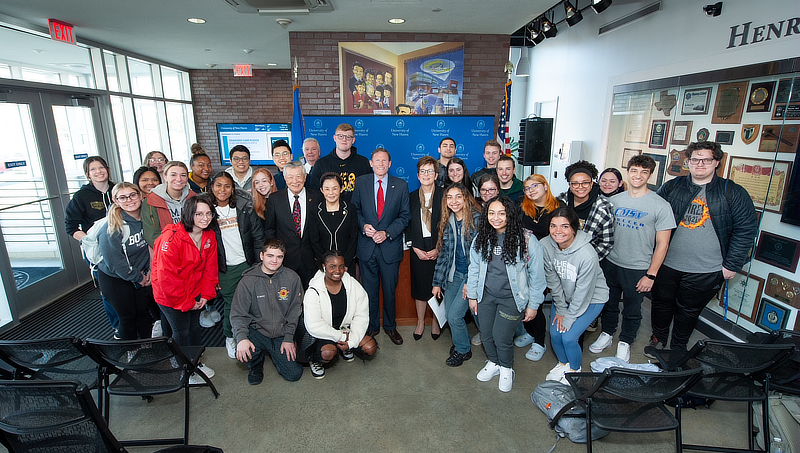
[645,274,656,280]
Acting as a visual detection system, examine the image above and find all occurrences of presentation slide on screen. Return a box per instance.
[305,115,494,191]
[217,123,291,165]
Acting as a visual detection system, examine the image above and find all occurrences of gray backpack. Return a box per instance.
[531,380,610,450]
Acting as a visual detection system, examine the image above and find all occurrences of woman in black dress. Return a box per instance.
[308,172,358,270]
[406,157,444,340]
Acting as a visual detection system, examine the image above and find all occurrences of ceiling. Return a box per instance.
[0,0,550,70]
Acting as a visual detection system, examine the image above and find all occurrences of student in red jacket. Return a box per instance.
[152,193,219,383]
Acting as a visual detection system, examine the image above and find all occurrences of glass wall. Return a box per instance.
[605,61,799,336]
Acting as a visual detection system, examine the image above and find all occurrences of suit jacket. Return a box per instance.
[351,174,410,264]
[264,188,321,271]
[405,186,443,252]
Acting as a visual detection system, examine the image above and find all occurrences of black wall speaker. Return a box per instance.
[521,117,553,166]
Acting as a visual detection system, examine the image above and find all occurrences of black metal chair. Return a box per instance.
[652,339,796,453]
[83,337,219,447]
[0,380,125,453]
[756,329,800,396]
[551,367,703,453]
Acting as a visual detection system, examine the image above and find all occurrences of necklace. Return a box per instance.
[217,204,234,218]
[532,207,547,223]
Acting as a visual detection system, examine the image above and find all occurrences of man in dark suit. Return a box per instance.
[351,148,410,345]
[264,161,319,288]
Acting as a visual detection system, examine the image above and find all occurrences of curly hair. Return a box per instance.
[473,196,527,265]
[564,160,598,181]
[436,183,481,251]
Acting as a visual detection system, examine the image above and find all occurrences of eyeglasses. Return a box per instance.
[116,193,140,202]
[418,169,436,175]
[569,181,592,188]
[149,157,166,163]
[335,134,355,140]
[523,183,541,193]
[194,212,214,218]
[688,157,715,166]
[273,151,291,158]
[231,156,249,163]
[480,188,498,194]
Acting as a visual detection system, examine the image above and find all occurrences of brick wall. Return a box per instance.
[190,33,510,166]
[190,69,294,167]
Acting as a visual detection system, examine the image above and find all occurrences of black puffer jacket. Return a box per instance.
[657,173,758,272]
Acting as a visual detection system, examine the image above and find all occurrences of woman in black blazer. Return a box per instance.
[406,157,444,340]
[308,172,359,271]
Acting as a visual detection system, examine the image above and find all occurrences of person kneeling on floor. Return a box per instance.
[302,250,377,379]
[230,239,304,385]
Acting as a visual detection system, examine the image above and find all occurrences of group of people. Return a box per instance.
[64,123,758,393]
[349,61,394,112]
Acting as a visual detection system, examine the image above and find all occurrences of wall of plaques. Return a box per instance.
[605,58,799,335]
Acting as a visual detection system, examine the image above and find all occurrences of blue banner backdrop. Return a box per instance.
[305,115,494,192]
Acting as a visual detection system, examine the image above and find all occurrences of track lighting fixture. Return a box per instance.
[564,1,583,26]
[591,0,612,14]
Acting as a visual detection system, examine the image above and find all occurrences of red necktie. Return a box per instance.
[377,180,384,220]
[293,195,301,236]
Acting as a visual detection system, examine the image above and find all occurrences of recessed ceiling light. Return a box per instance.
[187,18,206,24]
[432,8,442,13]
[32,49,45,54]
[243,49,254,54]
[267,63,278,66]
[388,18,405,24]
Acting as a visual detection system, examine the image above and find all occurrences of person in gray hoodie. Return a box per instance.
[230,239,304,385]
[96,183,153,340]
[540,206,608,384]
[141,161,196,246]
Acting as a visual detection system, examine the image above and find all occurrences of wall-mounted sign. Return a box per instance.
[48,19,76,45]
[4,161,27,169]
[234,65,252,77]
[73,153,88,160]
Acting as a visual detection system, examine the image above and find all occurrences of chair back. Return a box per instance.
[0,380,125,452]
[0,337,98,388]
[686,339,795,374]
[598,367,704,403]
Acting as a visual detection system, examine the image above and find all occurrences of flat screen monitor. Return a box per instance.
[216,123,291,166]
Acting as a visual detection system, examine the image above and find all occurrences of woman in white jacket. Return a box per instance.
[303,250,378,379]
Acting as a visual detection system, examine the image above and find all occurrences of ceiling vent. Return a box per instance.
[222,0,333,14]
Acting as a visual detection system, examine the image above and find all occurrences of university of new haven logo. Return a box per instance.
[355,119,364,128]
[314,119,323,128]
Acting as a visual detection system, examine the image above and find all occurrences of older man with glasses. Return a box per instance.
[307,123,372,203]
[646,141,757,356]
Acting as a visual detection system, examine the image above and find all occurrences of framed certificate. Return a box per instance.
[718,272,764,323]
[649,120,670,149]
[756,297,790,331]
[621,148,642,169]
[727,157,792,213]
[682,87,712,115]
[671,121,693,145]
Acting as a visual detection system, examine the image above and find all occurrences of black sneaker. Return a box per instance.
[309,362,325,379]
[247,365,264,385]
[445,349,472,367]
[342,350,355,362]
[586,318,599,332]
[643,337,665,359]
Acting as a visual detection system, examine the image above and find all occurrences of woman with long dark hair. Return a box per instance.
[133,166,161,196]
[466,196,546,393]
[444,158,474,195]
[476,173,500,206]
[210,171,265,359]
[598,167,626,197]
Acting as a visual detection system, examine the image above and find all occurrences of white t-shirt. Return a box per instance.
[216,205,246,266]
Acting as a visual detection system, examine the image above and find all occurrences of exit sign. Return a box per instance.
[48,19,76,45]
[234,64,252,77]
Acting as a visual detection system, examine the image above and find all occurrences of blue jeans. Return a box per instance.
[550,303,604,370]
[444,271,470,354]
[247,327,303,382]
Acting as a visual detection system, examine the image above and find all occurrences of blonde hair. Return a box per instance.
[252,168,277,219]
[520,174,559,219]
[108,183,142,234]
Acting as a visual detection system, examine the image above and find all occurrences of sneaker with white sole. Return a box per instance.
[225,337,237,359]
[514,333,535,348]
[558,367,582,385]
[208,307,221,323]
[309,362,325,379]
[151,320,162,338]
[342,349,355,362]
[545,362,570,381]
[198,310,215,328]
[476,360,501,381]
[586,318,599,332]
[589,332,613,353]
[471,332,482,346]
[643,337,665,359]
[525,343,546,361]
[498,366,514,392]
[616,341,631,362]
[189,363,215,385]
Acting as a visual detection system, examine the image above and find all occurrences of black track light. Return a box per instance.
[564,1,583,27]
[542,19,557,38]
[591,0,612,14]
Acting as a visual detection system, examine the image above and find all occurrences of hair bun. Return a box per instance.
[190,143,205,155]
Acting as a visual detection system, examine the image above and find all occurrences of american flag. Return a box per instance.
[497,79,512,154]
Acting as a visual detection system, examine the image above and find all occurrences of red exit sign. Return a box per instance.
[48,19,76,45]
[234,64,253,77]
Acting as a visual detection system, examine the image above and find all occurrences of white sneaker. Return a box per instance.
[471,332,482,346]
[476,360,501,381]
[589,332,613,353]
[198,310,215,328]
[189,363,215,385]
[514,333,535,348]
[498,366,515,392]
[309,362,325,379]
[558,367,582,385]
[546,362,570,381]
[151,320,162,338]
[208,307,222,323]
[225,337,237,359]
[616,341,631,362]
[525,343,546,361]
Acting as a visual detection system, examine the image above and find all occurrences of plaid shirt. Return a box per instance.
[557,192,615,260]
[432,212,481,288]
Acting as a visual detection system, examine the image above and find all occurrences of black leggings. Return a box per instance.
[96,270,153,340]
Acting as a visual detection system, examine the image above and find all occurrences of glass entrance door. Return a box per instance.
[0,89,106,325]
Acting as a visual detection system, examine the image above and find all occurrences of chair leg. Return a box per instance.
[762,375,770,452]
[675,403,683,453]
[586,400,593,453]
[184,382,190,445]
